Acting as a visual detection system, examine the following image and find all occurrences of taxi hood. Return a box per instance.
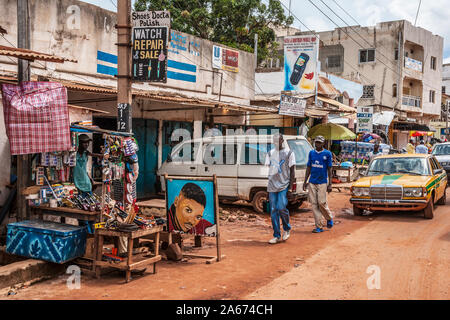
[352,174,433,188]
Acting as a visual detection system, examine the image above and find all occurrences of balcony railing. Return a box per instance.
[404,57,423,72]
[402,94,421,108]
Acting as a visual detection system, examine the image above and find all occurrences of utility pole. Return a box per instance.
[116,0,132,133]
[254,33,258,69]
[17,0,31,221]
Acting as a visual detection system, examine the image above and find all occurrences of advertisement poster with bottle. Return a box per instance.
[283,35,319,94]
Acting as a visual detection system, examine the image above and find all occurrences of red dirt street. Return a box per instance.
[2,189,449,300]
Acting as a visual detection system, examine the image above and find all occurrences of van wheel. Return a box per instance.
[437,189,446,205]
[252,191,268,214]
[353,205,363,216]
[423,200,434,219]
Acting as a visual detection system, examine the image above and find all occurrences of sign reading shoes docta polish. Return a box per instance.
[131,10,170,82]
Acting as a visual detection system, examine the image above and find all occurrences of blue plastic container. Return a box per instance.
[6,220,87,264]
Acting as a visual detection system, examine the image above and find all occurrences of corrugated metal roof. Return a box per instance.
[317,76,341,98]
[317,96,356,113]
[0,45,77,63]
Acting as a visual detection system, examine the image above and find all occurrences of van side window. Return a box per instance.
[203,143,237,165]
[172,142,199,162]
[240,143,274,164]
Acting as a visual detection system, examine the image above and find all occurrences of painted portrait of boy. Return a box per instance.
[167,182,215,235]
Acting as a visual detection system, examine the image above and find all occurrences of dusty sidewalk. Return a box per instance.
[2,191,368,300]
[247,189,450,300]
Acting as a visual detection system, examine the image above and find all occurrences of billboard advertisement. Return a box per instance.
[283,35,319,94]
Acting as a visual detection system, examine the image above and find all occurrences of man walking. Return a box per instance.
[415,140,429,154]
[303,136,334,233]
[265,133,296,244]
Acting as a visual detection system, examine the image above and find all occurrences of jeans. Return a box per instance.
[269,188,291,238]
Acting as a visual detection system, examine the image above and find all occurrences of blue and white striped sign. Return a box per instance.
[97,50,117,76]
[96,50,197,83]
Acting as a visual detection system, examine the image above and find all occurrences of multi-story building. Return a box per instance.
[317,20,443,148]
[442,63,450,94]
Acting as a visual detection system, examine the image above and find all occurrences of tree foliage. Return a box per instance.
[134,0,293,64]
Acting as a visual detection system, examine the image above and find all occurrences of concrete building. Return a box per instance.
[0,0,258,199]
[442,63,450,94]
[316,20,444,148]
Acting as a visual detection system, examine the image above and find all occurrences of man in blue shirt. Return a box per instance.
[415,140,428,154]
[303,136,334,233]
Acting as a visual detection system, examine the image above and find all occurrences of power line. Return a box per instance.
[414,0,422,26]
[308,0,441,94]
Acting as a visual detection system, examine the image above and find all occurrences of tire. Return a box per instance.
[423,200,434,219]
[287,200,304,210]
[437,189,447,205]
[353,204,363,216]
[252,190,268,214]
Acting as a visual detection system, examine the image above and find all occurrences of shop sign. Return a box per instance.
[117,103,131,132]
[279,94,306,117]
[132,26,168,82]
[131,10,170,27]
[356,106,373,133]
[212,45,239,72]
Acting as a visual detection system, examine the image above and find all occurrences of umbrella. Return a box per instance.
[307,123,356,140]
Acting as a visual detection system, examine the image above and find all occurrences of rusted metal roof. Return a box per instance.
[317,96,356,113]
[317,76,341,98]
[61,81,117,94]
[0,45,77,63]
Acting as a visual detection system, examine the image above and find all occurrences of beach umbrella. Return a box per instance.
[307,123,356,141]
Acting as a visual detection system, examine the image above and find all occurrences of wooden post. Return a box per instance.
[213,175,221,262]
[17,0,31,221]
[116,0,132,132]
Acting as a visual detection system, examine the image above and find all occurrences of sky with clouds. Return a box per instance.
[82,0,450,63]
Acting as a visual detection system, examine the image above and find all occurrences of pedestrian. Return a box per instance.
[367,140,382,162]
[406,138,416,154]
[415,140,429,154]
[265,133,296,244]
[303,135,334,233]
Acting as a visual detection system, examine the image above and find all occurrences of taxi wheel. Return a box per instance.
[353,204,363,216]
[423,200,434,219]
[437,189,446,205]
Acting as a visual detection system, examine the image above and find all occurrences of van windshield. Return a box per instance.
[287,139,313,168]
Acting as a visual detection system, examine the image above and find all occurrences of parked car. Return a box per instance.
[431,142,450,179]
[350,154,447,219]
[157,134,313,213]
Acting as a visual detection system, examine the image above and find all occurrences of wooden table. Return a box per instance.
[93,225,163,283]
[31,206,100,223]
[332,165,353,183]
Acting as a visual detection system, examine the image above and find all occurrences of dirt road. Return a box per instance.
[247,190,450,300]
[2,189,448,300]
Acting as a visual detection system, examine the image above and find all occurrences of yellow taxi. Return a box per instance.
[350,154,447,219]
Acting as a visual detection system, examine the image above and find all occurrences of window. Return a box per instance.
[202,143,237,165]
[286,140,313,168]
[326,55,341,68]
[394,49,399,61]
[240,143,274,165]
[393,84,397,98]
[443,86,446,94]
[171,142,200,163]
[362,85,375,99]
[359,49,375,63]
[431,56,437,70]
[429,90,435,103]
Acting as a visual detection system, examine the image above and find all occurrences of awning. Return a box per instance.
[318,76,340,98]
[317,96,356,113]
[305,107,329,118]
[393,122,432,132]
[0,45,77,63]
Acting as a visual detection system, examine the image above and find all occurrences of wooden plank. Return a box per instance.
[164,175,214,182]
[32,206,100,215]
[129,255,161,270]
[183,253,216,259]
[213,175,222,262]
[96,225,163,238]
[126,236,133,282]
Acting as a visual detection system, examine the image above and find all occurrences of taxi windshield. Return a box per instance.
[367,157,431,176]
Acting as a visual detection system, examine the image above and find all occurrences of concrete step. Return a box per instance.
[0,248,65,290]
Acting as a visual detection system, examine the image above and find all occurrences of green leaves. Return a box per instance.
[133,0,292,65]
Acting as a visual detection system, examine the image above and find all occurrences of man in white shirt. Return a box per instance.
[415,140,428,154]
[264,133,296,244]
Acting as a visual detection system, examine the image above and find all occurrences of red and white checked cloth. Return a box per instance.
[1,81,71,155]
